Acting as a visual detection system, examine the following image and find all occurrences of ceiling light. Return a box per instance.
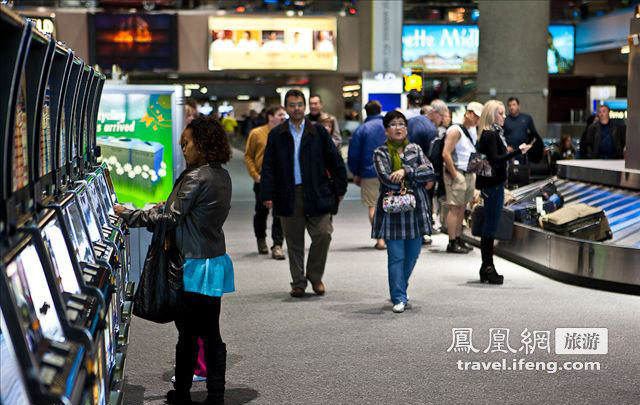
[621,45,630,54]
[237,95,250,100]
[200,87,208,94]
[286,10,295,17]
[343,84,361,92]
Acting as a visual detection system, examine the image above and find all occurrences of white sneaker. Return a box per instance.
[171,375,206,383]
[392,302,405,313]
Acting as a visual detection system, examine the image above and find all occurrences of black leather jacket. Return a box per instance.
[121,162,231,259]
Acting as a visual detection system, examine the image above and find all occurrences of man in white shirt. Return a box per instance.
[442,101,483,254]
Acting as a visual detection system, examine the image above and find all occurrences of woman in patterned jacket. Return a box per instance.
[372,110,436,313]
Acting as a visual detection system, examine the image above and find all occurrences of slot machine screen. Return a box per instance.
[5,243,65,343]
[96,172,115,215]
[40,85,53,176]
[13,73,29,191]
[78,189,102,243]
[88,179,109,227]
[60,99,67,168]
[0,311,31,405]
[64,200,96,265]
[41,218,81,294]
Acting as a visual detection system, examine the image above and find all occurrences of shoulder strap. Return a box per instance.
[459,125,474,145]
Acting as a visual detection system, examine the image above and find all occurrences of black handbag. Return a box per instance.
[471,205,514,241]
[133,216,184,323]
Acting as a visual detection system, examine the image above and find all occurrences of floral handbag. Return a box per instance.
[382,181,416,213]
[467,152,493,177]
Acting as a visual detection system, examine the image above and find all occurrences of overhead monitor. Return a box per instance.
[63,199,96,265]
[13,73,29,192]
[547,24,575,74]
[0,311,31,405]
[402,24,574,74]
[77,188,102,243]
[89,13,178,73]
[208,16,338,71]
[41,217,81,295]
[5,243,65,343]
[402,24,479,74]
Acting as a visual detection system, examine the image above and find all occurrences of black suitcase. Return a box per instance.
[540,204,613,241]
[471,205,514,241]
[510,194,564,225]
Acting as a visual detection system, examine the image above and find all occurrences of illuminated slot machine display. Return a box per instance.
[1,240,89,404]
[13,72,29,192]
[0,310,31,405]
[40,84,52,177]
[38,211,111,405]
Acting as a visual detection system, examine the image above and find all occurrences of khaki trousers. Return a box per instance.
[279,187,333,289]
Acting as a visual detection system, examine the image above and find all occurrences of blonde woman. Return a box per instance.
[475,100,532,284]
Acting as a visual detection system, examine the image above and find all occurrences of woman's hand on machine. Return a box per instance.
[113,204,126,216]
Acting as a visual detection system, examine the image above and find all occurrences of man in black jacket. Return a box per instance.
[582,105,626,159]
[261,89,347,298]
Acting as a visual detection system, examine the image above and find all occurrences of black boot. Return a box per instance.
[166,390,193,405]
[204,343,226,405]
[456,238,473,252]
[480,264,504,284]
[446,240,468,254]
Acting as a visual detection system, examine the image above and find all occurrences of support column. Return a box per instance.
[477,1,550,138]
[626,16,640,170]
[311,74,344,120]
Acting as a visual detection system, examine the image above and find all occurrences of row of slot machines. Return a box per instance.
[1,6,134,405]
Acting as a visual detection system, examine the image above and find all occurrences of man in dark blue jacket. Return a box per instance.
[347,100,387,249]
[261,89,347,298]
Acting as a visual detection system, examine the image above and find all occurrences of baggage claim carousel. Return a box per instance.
[463,160,640,295]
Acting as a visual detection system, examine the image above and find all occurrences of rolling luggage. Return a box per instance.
[471,205,515,241]
[540,203,612,242]
[510,193,564,225]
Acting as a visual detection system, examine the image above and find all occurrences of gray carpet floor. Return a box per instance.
[122,151,640,405]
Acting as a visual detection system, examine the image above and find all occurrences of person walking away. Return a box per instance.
[347,100,387,249]
[307,94,342,147]
[403,89,422,120]
[261,89,348,297]
[442,102,483,254]
[244,105,287,259]
[581,104,626,159]
[476,101,531,284]
[372,111,435,313]
[114,117,234,405]
[221,113,238,137]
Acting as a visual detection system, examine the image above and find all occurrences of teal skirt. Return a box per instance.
[183,254,235,297]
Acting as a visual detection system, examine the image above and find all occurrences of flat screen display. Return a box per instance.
[64,200,96,265]
[402,25,479,74]
[6,244,65,343]
[208,16,337,71]
[0,312,30,405]
[59,96,67,168]
[78,189,102,243]
[13,73,29,191]
[96,172,115,216]
[547,25,575,74]
[42,218,81,295]
[88,179,109,228]
[40,85,53,177]
[90,13,177,72]
[402,24,574,74]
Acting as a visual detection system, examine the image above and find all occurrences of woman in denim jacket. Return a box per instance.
[372,111,435,313]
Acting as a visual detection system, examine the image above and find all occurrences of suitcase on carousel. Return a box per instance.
[510,193,564,225]
[540,203,612,241]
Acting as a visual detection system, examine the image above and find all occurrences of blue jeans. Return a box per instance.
[481,183,505,238]
[385,238,422,305]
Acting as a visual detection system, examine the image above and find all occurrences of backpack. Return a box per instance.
[427,133,446,176]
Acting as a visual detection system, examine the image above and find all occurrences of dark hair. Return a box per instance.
[507,97,520,105]
[597,104,610,111]
[265,104,284,119]
[364,100,382,116]
[382,110,408,129]
[185,98,198,110]
[407,89,421,105]
[186,117,231,163]
[309,94,322,102]
[284,89,306,106]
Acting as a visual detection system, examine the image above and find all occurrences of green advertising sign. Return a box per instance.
[96,89,179,208]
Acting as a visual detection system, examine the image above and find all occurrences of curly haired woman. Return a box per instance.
[114,117,234,405]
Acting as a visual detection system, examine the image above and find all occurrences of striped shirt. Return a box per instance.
[372,143,436,240]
